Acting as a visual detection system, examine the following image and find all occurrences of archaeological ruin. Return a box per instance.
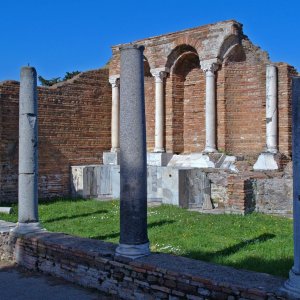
[1,19,300,299]
[0,19,297,215]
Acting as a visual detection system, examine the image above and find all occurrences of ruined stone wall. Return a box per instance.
[0,228,285,300]
[0,69,111,203]
[110,20,296,159]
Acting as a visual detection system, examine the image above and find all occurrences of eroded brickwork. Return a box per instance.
[0,69,111,202]
[0,19,297,206]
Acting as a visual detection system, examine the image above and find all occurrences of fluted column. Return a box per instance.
[151,68,168,153]
[109,75,120,152]
[266,64,278,153]
[200,60,220,153]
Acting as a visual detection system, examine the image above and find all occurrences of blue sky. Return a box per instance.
[0,0,299,82]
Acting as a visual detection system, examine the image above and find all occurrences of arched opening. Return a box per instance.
[223,42,265,156]
[169,47,205,153]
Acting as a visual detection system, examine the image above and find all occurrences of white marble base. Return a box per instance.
[147,152,173,166]
[253,152,279,171]
[167,153,229,168]
[115,242,150,259]
[103,152,120,165]
[0,207,12,214]
[11,222,43,234]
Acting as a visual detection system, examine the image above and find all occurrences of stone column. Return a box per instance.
[16,66,40,232]
[281,77,300,298]
[266,64,278,153]
[253,65,279,170]
[200,60,220,153]
[116,44,150,259]
[151,68,168,153]
[109,75,120,152]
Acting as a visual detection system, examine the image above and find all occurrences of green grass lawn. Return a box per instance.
[0,199,293,278]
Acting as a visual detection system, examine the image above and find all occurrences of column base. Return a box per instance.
[147,152,173,166]
[203,146,218,154]
[103,151,120,165]
[115,242,150,259]
[11,222,43,234]
[153,148,165,153]
[253,152,279,171]
[167,152,225,169]
[279,269,300,299]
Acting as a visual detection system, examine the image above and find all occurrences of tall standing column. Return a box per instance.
[253,65,279,170]
[116,44,150,259]
[109,75,120,152]
[151,68,168,153]
[200,60,219,153]
[281,77,300,298]
[17,66,40,232]
[266,64,278,153]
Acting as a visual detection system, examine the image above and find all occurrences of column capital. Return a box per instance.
[150,68,169,83]
[109,75,120,87]
[200,59,221,73]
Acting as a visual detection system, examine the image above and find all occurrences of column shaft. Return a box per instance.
[116,44,150,259]
[203,66,218,153]
[18,67,39,224]
[266,64,278,153]
[151,69,167,152]
[109,76,120,152]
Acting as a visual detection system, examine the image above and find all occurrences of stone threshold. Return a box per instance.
[0,220,290,299]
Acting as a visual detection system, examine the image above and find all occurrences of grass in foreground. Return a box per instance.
[0,199,293,278]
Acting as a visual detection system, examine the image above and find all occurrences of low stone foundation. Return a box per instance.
[71,163,293,216]
[0,221,290,299]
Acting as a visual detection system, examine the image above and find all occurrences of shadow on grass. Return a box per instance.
[228,256,292,278]
[184,233,292,276]
[213,233,276,257]
[188,233,276,262]
[91,219,176,241]
[38,197,90,205]
[43,210,109,223]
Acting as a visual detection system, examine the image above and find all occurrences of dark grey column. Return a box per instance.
[15,66,40,233]
[115,45,150,259]
[281,77,300,297]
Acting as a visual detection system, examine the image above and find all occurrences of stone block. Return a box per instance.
[71,166,84,197]
[71,165,101,198]
[111,165,120,199]
[161,167,212,209]
[253,152,279,170]
[147,166,163,202]
[167,153,225,169]
[147,152,173,166]
[103,152,120,165]
[0,207,12,214]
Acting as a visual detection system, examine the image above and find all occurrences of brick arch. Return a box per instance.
[166,44,199,71]
[218,34,241,61]
[170,51,205,153]
[143,48,156,70]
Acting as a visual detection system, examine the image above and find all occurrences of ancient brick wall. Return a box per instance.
[110,20,296,159]
[0,69,111,203]
[224,62,266,156]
